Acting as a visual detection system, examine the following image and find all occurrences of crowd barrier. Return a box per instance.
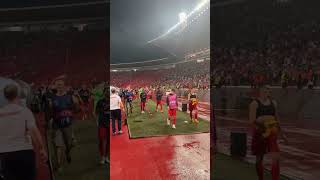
[213,86,320,128]
[176,88,210,103]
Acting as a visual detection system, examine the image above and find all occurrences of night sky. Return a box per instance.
[111,0,202,63]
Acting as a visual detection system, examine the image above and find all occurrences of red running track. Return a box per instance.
[215,115,320,180]
[110,125,210,180]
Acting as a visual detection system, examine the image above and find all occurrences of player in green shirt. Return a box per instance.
[92,84,104,114]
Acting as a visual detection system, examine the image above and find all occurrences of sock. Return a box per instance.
[256,162,264,180]
[272,161,279,180]
[173,116,176,125]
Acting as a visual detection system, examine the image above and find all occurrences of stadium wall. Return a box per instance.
[176,88,210,103]
[213,87,320,128]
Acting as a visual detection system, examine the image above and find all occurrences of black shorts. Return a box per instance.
[1,150,36,180]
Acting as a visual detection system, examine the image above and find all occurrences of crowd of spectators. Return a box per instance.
[213,21,320,89]
[0,28,107,85]
[111,58,210,90]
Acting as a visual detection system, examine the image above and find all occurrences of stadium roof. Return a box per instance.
[111,0,208,64]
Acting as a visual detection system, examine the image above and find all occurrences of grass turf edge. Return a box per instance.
[127,100,209,139]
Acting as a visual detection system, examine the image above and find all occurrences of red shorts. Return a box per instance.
[251,127,279,155]
[81,102,89,111]
[98,127,108,140]
[88,100,94,113]
[168,109,177,117]
[141,101,146,107]
[189,103,197,111]
[157,100,162,105]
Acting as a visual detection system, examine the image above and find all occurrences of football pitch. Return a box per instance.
[127,100,210,138]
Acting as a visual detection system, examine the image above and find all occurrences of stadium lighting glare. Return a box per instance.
[147,0,209,44]
[195,0,208,11]
[133,69,137,72]
[179,12,187,22]
[111,69,118,72]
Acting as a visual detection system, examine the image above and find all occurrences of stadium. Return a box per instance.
[1,0,319,179]
[110,0,210,179]
[0,1,108,180]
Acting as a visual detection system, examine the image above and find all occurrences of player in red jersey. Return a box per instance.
[249,85,288,180]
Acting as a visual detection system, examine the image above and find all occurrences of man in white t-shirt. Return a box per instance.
[110,88,124,135]
[0,83,47,180]
[0,77,28,107]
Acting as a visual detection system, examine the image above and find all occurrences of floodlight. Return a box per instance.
[179,12,187,22]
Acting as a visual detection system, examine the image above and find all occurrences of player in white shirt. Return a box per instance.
[110,88,124,135]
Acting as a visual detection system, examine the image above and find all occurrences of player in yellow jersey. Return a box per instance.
[188,89,199,123]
